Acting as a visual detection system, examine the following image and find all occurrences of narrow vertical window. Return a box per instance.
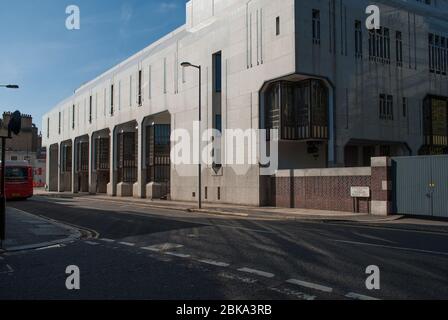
[276,16,280,36]
[148,65,152,99]
[129,75,133,107]
[110,84,114,115]
[312,10,321,44]
[89,96,92,123]
[355,20,363,59]
[402,97,407,117]
[214,52,222,93]
[72,105,75,129]
[47,118,50,138]
[138,69,142,106]
[396,31,403,67]
[163,58,167,94]
[58,112,61,134]
[429,33,435,73]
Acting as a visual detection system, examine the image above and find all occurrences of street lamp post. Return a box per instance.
[180,62,202,209]
[0,85,19,249]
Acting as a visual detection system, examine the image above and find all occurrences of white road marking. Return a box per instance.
[197,259,230,267]
[85,241,99,246]
[333,239,448,257]
[119,242,136,247]
[346,292,380,300]
[286,279,333,293]
[99,238,115,243]
[35,244,64,251]
[218,272,258,284]
[237,267,275,278]
[269,287,316,300]
[165,252,191,258]
[141,246,161,252]
[141,243,184,252]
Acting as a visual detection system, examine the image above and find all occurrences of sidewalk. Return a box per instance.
[0,207,81,253]
[34,188,403,223]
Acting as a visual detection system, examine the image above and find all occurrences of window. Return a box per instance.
[369,27,390,63]
[163,58,167,94]
[129,75,133,107]
[213,52,222,93]
[429,33,447,75]
[379,94,394,120]
[355,20,363,59]
[89,96,92,123]
[72,105,75,129]
[110,85,114,115]
[47,118,50,138]
[265,80,329,141]
[276,17,280,36]
[148,65,152,99]
[312,10,321,44]
[396,31,403,67]
[58,112,61,134]
[138,69,142,106]
[402,97,408,117]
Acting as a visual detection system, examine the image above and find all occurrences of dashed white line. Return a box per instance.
[237,267,275,278]
[286,279,333,293]
[165,252,191,258]
[198,259,230,267]
[35,244,64,251]
[141,246,161,252]
[141,243,184,252]
[99,238,115,243]
[85,241,100,246]
[119,242,136,247]
[345,292,380,300]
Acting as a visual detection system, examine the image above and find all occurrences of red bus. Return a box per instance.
[0,161,34,200]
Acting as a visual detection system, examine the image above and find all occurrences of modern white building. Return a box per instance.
[43,0,448,206]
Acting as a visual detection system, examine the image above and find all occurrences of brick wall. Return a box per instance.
[268,157,392,215]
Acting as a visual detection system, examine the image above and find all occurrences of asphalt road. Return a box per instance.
[1,196,448,300]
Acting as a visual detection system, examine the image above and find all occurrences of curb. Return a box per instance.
[2,208,84,253]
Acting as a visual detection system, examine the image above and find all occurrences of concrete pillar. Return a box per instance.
[89,134,96,194]
[57,143,63,192]
[72,139,77,193]
[133,120,146,198]
[370,157,392,216]
[107,129,117,196]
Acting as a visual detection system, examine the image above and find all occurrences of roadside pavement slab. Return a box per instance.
[1,206,81,252]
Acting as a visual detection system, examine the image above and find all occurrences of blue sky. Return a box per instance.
[0,0,186,131]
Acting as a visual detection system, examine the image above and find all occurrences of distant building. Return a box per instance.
[0,112,46,187]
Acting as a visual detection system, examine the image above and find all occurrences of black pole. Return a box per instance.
[198,65,202,210]
[0,136,6,244]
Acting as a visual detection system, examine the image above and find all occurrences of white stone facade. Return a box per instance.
[43,0,448,206]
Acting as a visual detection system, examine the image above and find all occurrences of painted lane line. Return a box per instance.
[142,243,184,252]
[198,259,230,267]
[286,279,333,293]
[35,244,64,251]
[141,246,161,252]
[333,239,448,257]
[237,267,275,278]
[85,241,100,246]
[165,252,191,258]
[99,238,115,243]
[345,292,380,300]
[119,242,136,247]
